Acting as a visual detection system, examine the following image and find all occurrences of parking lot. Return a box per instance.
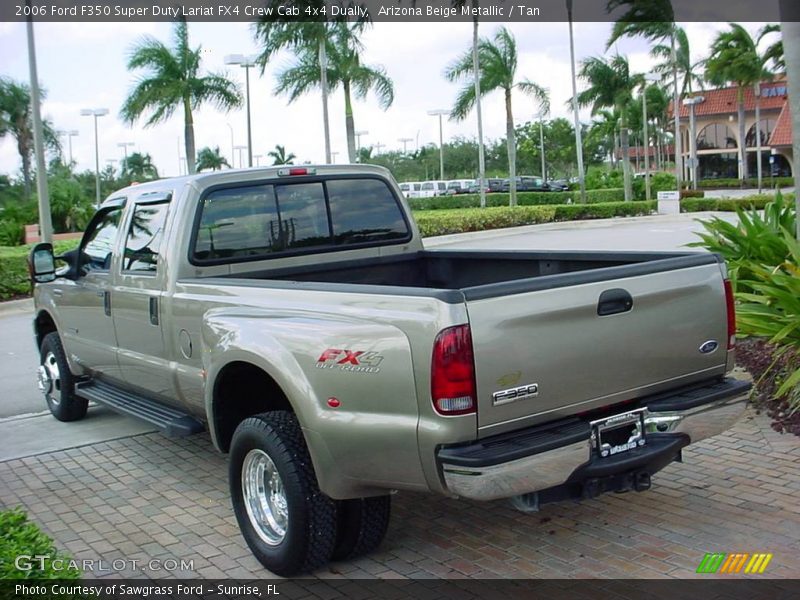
[1,214,799,581]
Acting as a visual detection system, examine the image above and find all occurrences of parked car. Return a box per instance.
[419,180,448,198]
[399,181,422,199]
[29,164,749,576]
[545,179,570,192]
[445,179,475,195]
[501,176,549,192]
[468,178,505,194]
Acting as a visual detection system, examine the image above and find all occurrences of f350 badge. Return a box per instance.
[492,383,539,406]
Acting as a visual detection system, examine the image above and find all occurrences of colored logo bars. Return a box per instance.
[696,552,773,574]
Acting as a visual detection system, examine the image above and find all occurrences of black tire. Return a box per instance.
[229,411,337,576]
[39,332,87,422]
[332,495,391,561]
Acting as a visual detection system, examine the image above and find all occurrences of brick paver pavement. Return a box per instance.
[1,408,798,580]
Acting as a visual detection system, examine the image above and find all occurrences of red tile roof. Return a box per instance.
[769,103,793,147]
[668,80,788,119]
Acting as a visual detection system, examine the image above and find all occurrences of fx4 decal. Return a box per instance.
[316,349,384,374]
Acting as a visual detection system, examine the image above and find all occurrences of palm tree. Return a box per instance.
[651,27,704,97]
[705,23,773,182]
[578,55,642,202]
[121,21,242,174]
[605,0,682,187]
[253,7,367,164]
[121,152,159,180]
[267,144,296,165]
[588,109,622,169]
[0,77,60,199]
[274,23,394,163]
[196,146,229,171]
[445,27,549,206]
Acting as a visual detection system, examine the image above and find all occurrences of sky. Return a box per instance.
[0,20,771,179]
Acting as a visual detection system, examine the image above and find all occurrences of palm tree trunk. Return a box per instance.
[620,121,633,201]
[505,88,517,207]
[319,39,332,164]
[779,4,800,237]
[19,142,32,199]
[472,5,486,209]
[184,97,196,174]
[737,87,747,183]
[671,29,683,189]
[344,80,356,163]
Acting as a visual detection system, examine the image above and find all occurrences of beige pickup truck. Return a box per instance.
[28,165,749,575]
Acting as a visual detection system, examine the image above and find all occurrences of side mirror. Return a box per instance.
[28,243,56,284]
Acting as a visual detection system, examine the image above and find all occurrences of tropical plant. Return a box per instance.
[121,21,242,174]
[605,0,682,187]
[577,55,641,202]
[121,152,159,180]
[267,144,296,166]
[704,23,775,183]
[650,26,704,97]
[254,7,367,164]
[0,78,60,199]
[274,22,393,163]
[445,26,549,207]
[196,146,229,171]
[1,508,81,579]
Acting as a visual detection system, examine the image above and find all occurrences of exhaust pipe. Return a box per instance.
[633,472,651,492]
[509,492,539,513]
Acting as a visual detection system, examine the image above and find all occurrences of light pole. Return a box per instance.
[682,96,705,190]
[398,138,413,154]
[427,109,448,180]
[536,111,548,182]
[27,13,53,241]
[374,142,385,155]
[118,141,134,173]
[254,154,262,166]
[224,53,257,167]
[58,130,79,166]
[643,73,659,201]
[566,0,586,203]
[754,81,763,193]
[331,151,339,163]
[225,122,235,167]
[80,107,109,205]
[354,129,368,153]
[234,145,247,169]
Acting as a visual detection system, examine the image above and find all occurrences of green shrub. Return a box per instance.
[0,508,80,579]
[698,177,794,189]
[0,239,79,301]
[688,190,796,293]
[413,201,655,237]
[408,188,625,211]
[680,189,705,199]
[680,193,793,213]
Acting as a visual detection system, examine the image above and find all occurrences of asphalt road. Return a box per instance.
[0,211,738,460]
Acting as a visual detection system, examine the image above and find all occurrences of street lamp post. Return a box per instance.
[118,141,134,173]
[427,109,448,180]
[225,123,235,168]
[224,53,257,168]
[566,0,586,204]
[80,107,109,205]
[682,96,705,190]
[234,145,247,169]
[354,130,369,160]
[331,151,339,163]
[27,16,53,242]
[58,130,79,166]
[374,142,385,155]
[536,111,548,183]
[398,138,413,154]
[754,81,763,194]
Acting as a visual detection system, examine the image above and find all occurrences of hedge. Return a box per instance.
[0,239,79,301]
[413,201,656,237]
[697,177,794,189]
[0,508,80,579]
[408,188,625,210]
[680,193,795,213]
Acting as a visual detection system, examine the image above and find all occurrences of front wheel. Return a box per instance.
[228,412,337,576]
[38,332,87,422]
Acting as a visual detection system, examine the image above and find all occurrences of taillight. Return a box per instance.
[724,279,736,349]
[431,324,477,416]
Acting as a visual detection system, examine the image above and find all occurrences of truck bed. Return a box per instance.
[226,249,719,300]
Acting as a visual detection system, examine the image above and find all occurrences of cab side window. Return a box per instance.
[82,208,123,271]
[122,202,170,273]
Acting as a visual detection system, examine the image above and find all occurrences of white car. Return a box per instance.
[399,182,422,199]
[419,181,448,198]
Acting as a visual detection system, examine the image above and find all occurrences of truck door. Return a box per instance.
[112,193,178,405]
[56,202,125,382]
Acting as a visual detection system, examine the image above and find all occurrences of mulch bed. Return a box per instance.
[736,338,800,437]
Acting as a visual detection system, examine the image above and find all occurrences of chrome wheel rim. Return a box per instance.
[40,352,61,405]
[241,449,288,546]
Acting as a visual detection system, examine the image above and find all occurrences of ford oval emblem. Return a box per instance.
[699,340,719,354]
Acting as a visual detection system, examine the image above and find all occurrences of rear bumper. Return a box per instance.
[437,377,750,501]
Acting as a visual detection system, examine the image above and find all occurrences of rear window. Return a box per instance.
[193,177,410,263]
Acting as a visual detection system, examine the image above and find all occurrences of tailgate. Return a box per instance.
[465,260,730,435]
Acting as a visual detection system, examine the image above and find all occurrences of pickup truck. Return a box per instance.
[28,165,750,576]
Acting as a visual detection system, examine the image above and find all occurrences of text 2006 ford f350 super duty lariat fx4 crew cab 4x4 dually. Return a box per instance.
[28,165,750,575]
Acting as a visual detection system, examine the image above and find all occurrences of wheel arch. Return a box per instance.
[34,310,58,350]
